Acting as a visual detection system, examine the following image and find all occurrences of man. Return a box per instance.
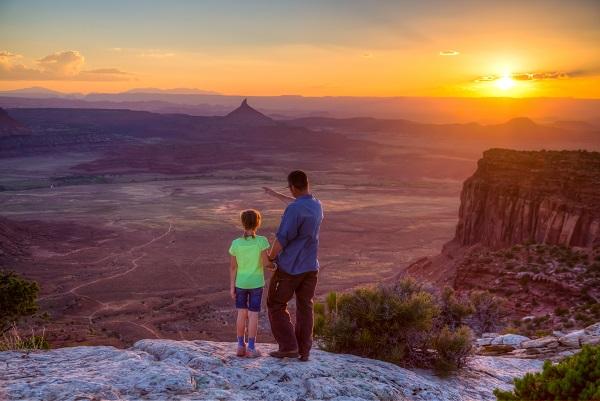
[264,170,323,362]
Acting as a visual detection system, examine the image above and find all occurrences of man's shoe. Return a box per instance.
[299,355,309,362]
[269,350,299,359]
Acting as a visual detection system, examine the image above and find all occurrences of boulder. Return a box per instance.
[521,336,559,349]
[584,322,600,336]
[0,339,544,401]
[580,335,600,346]
[559,329,586,347]
[490,334,531,347]
[479,344,515,356]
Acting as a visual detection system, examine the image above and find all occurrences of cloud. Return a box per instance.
[439,50,459,56]
[475,71,572,83]
[0,51,22,67]
[79,68,133,81]
[108,47,174,58]
[37,50,85,76]
[0,50,133,81]
[138,50,175,58]
[474,75,497,82]
[512,72,570,81]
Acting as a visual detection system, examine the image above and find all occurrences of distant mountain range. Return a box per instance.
[1,98,598,161]
[0,86,219,98]
[1,87,599,124]
[122,87,221,95]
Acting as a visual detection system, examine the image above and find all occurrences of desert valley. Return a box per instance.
[1,96,599,350]
[3,1,600,399]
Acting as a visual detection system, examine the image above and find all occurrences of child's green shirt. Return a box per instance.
[228,235,270,289]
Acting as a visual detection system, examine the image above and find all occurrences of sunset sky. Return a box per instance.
[1,0,599,97]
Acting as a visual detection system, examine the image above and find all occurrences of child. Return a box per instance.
[228,209,271,357]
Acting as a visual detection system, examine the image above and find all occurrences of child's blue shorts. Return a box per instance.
[235,287,263,312]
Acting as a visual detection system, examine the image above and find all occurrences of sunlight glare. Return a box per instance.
[496,74,516,91]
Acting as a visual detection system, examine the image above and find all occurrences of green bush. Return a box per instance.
[468,290,508,335]
[494,345,600,401]
[438,287,474,330]
[315,279,473,372]
[433,325,473,375]
[0,270,39,333]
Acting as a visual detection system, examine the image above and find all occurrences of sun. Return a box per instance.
[496,74,516,91]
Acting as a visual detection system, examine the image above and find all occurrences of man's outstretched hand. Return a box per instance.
[263,186,277,196]
[262,186,294,203]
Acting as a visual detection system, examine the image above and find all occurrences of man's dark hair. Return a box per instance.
[288,170,308,190]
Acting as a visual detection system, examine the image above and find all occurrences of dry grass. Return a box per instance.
[0,324,49,352]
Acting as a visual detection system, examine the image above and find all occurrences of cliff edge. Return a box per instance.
[455,148,600,249]
[402,149,600,330]
[1,339,543,401]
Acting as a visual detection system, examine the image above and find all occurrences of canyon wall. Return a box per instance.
[454,148,600,249]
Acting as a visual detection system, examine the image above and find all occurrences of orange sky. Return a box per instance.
[1,1,599,97]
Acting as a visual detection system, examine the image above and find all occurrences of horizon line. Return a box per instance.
[1,87,600,101]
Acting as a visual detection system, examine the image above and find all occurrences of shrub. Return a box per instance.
[0,270,39,333]
[432,325,473,375]
[317,281,439,366]
[467,290,508,335]
[494,345,600,401]
[316,279,474,372]
[554,306,568,316]
[437,287,474,330]
[313,302,325,315]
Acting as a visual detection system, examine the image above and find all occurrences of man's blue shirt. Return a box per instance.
[275,194,323,275]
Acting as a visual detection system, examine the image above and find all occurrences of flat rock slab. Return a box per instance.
[0,339,544,401]
[521,336,559,349]
[490,334,530,347]
[585,322,600,336]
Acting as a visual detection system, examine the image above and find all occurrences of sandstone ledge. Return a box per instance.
[0,339,544,401]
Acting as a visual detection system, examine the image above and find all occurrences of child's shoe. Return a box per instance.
[246,347,261,358]
[236,344,246,357]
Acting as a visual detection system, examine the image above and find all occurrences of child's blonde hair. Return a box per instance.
[240,209,261,239]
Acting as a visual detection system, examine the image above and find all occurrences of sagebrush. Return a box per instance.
[314,279,473,373]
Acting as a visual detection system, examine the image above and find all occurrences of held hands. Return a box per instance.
[266,247,277,272]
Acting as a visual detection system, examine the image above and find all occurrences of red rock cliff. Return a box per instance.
[454,149,600,249]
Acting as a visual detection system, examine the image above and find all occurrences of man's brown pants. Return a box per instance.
[267,268,318,357]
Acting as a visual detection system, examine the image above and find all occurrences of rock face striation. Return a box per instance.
[0,339,544,401]
[402,149,600,325]
[454,149,600,249]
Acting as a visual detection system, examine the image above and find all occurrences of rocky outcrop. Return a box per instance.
[401,149,600,328]
[475,322,600,360]
[0,339,544,401]
[223,98,277,127]
[454,149,600,249]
